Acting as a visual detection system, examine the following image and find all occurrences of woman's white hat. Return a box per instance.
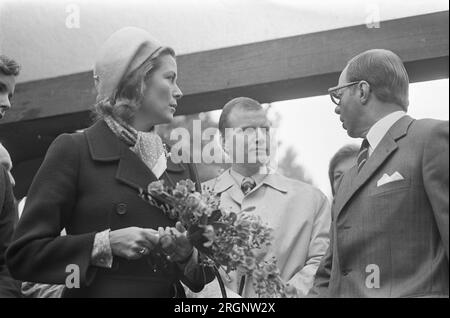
[93,27,162,101]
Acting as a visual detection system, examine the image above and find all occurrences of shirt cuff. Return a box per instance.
[91,229,113,268]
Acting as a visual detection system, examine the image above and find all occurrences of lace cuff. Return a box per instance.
[91,229,113,268]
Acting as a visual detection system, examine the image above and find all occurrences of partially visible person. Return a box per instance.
[15,196,65,298]
[328,144,359,196]
[0,54,21,298]
[0,143,15,187]
[311,49,448,297]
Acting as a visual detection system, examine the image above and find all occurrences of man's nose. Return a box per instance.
[334,105,341,115]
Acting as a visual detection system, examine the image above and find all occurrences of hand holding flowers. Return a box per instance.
[140,179,291,298]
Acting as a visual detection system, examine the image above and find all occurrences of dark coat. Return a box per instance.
[6,120,213,298]
[0,165,21,298]
[312,117,449,297]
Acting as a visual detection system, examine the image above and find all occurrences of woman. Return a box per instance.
[7,27,213,297]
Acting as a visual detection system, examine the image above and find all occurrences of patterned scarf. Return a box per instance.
[104,116,167,177]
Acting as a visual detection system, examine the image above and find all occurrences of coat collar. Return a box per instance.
[335,115,414,218]
[212,168,289,195]
[84,120,185,191]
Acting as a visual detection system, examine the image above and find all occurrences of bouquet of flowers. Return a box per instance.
[140,179,290,298]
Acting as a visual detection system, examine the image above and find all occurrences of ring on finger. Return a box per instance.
[138,247,147,255]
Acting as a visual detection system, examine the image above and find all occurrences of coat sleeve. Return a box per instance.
[180,163,216,292]
[423,121,449,259]
[0,166,22,297]
[308,195,337,298]
[286,191,331,297]
[6,134,97,287]
[308,223,334,297]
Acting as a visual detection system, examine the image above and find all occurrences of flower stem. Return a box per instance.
[213,265,227,299]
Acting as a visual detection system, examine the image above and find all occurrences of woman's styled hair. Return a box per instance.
[328,144,359,196]
[94,47,175,124]
[346,49,409,110]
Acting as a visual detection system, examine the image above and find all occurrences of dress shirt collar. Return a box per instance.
[366,111,406,156]
[212,167,288,194]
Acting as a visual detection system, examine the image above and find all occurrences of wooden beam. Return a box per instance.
[3,11,448,125]
[1,11,448,164]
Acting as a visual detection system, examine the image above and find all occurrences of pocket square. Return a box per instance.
[377,171,404,187]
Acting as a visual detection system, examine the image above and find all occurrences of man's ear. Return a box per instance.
[220,133,229,155]
[359,81,371,105]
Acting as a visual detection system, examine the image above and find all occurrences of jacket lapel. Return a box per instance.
[85,120,159,192]
[335,115,414,218]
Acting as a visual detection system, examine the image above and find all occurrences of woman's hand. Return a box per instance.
[158,222,194,263]
[109,227,159,260]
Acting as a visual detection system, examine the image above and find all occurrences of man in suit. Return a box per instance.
[311,49,449,297]
[0,54,21,297]
[195,97,331,297]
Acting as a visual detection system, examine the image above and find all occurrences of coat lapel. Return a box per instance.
[115,144,158,191]
[212,169,244,205]
[335,115,414,218]
[85,120,184,192]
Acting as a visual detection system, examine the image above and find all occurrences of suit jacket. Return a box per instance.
[197,169,331,297]
[0,165,21,298]
[312,116,449,297]
[6,120,213,298]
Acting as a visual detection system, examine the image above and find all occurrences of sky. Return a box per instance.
[209,78,449,198]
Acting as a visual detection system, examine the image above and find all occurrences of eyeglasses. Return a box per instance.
[328,81,361,106]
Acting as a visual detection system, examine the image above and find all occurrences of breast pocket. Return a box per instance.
[369,177,411,197]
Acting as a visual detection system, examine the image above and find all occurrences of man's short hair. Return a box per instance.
[328,144,359,195]
[346,49,409,110]
[0,55,20,76]
[219,97,263,136]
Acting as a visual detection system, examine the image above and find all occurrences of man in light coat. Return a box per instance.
[197,97,331,297]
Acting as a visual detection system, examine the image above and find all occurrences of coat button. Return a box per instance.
[116,203,127,215]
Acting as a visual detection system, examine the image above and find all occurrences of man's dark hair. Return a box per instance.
[0,55,20,76]
[219,97,263,136]
[346,49,409,110]
[328,144,359,196]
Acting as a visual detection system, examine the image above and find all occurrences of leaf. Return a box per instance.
[228,212,238,223]
[241,206,256,213]
[211,221,229,232]
[208,209,223,223]
[187,224,209,246]
[187,225,214,256]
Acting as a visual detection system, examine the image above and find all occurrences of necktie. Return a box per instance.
[238,176,256,295]
[357,138,370,173]
[241,177,256,195]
